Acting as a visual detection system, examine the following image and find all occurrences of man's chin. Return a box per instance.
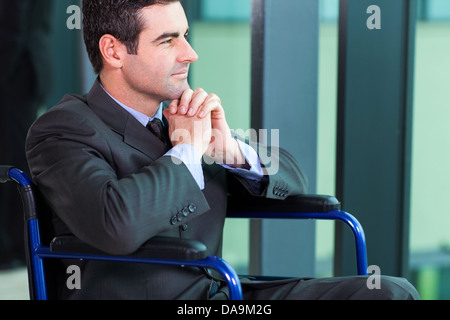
[167,83,191,101]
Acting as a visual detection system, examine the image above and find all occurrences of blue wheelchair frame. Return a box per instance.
[1,166,367,300]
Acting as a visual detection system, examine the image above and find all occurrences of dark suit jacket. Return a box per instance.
[26,79,308,299]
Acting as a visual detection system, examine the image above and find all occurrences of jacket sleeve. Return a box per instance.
[227,142,309,200]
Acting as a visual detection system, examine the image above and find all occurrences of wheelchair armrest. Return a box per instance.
[227,194,341,216]
[50,235,208,261]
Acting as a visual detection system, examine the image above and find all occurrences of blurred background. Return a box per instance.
[0,0,449,300]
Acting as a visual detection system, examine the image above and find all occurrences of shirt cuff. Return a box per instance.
[221,139,264,181]
[165,145,205,190]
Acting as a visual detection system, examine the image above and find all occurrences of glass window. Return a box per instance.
[186,0,341,277]
[417,0,450,21]
[201,0,251,21]
[315,0,339,277]
[409,0,450,300]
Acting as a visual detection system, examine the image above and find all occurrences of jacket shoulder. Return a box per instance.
[47,93,91,116]
[33,93,105,129]
[27,93,107,149]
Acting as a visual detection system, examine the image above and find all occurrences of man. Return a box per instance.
[26,0,419,300]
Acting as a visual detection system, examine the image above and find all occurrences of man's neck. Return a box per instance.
[99,74,161,118]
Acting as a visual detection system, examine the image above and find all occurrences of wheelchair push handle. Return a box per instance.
[0,166,32,186]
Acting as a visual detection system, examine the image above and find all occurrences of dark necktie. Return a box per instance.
[147,118,170,146]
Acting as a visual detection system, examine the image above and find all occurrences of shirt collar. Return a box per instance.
[100,83,163,127]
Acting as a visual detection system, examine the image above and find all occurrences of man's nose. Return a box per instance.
[179,39,199,63]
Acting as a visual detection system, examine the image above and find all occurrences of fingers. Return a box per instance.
[176,88,208,116]
[198,93,222,119]
[177,89,193,115]
[168,99,179,115]
[188,88,209,116]
[169,88,222,119]
[168,88,195,115]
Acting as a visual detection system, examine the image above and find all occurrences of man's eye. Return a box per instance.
[162,39,173,45]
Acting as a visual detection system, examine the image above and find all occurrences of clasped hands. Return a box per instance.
[163,88,249,169]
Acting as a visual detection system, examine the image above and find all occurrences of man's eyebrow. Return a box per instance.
[152,28,190,43]
[152,32,180,43]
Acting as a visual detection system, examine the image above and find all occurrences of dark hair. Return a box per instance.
[82,0,180,74]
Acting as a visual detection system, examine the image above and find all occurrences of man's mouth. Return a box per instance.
[171,69,189,79]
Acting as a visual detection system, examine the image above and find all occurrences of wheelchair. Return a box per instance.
[0,165,367,300]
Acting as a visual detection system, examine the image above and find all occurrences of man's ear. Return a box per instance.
[99,34,126,70]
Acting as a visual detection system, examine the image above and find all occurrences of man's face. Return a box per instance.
[121,2,198,104]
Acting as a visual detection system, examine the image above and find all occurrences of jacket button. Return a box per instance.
[181,224,188,231]
[273,186,280,196]
[188,203,197,213]
[170,216,178,225]
[182,207,190,217]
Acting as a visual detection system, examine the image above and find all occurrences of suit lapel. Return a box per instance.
[86,79,169,161]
